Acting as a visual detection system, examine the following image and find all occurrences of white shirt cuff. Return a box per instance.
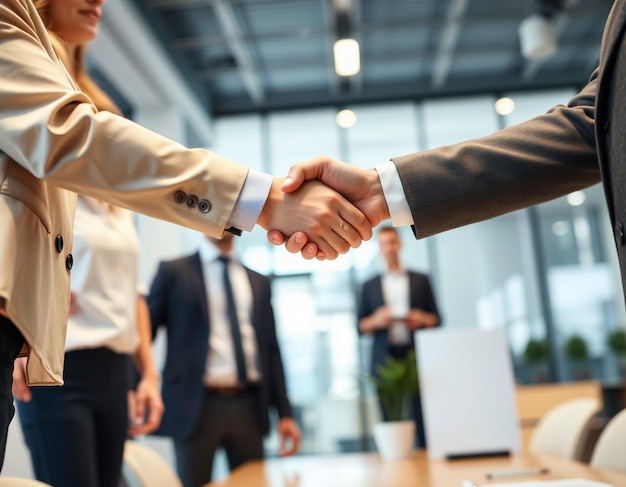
[228,170,273,232]
[375,162,414,227]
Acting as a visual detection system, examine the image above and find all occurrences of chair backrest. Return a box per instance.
[122,440,183,487]
[0,478,52,487]
[590,408,626,473]
[528,397,601,460]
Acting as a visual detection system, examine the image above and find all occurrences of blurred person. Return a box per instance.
[357,226,440,448]
[147,232,300,487]
[11,1,164,484]
[0,0,370,468]
[13,196,163,487]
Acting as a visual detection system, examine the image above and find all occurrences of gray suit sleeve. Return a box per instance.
[392,69,601,239]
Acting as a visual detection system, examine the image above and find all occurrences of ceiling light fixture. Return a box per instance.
[333,38,360,77]
[494,97,515,116]
[519,14,556,60]
[567,191,586,207]
[336,108,357,128]
[518,0,561,60]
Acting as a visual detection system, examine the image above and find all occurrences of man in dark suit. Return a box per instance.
[357,226,440,448]
[147,233,300,487]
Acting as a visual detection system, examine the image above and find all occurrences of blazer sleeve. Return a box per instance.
[392,70,600,239]
[0,0,247,238]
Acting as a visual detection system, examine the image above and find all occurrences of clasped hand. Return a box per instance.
[259,156,390,260]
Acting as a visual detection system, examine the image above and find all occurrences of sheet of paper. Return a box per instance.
[417,327,520,459]
[488,479,615,487]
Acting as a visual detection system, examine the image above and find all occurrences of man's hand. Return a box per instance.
[259,177,372,260]
[358,306,394,334]
[278,417,301,457]
[267,156,390,256]
[12,357,31,402]
[282,156,389,227]
[127,374,164,436]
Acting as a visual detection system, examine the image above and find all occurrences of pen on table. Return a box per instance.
[485,467,549,479]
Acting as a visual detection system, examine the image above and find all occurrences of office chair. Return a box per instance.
[589,408,626,473]
[528,397,601,460]
[122,439,183,487]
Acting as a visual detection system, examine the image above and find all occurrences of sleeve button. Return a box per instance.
[198,199,211,213]
[174,190,187,204]
[186,195,199,208]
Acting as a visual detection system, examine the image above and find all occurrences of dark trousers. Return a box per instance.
[0,316,24,471]
[379,344,427,448]
[17,347,130,487]
[174,387,264,487]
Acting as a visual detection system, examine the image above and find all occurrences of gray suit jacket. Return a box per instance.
[392,0,626,293]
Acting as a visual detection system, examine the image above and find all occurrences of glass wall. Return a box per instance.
[208,90,626,457]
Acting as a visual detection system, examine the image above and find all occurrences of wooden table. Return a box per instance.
[207,451,626,487]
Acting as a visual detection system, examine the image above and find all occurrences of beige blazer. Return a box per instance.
[0,0,249,385]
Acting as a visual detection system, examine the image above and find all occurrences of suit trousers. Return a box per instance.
[0,316,24,471]
[17,347,130,487]
[174,386,264,487]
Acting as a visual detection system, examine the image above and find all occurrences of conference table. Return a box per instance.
[206,450,626,487]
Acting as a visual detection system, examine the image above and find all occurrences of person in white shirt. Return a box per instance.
[148,233,300,487]
[12,195,164,487]
[357,226,440,447]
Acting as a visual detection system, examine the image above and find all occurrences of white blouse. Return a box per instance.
[65,196,140,353]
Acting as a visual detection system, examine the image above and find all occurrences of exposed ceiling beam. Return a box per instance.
[349,0,363,93]
[194,40,599,79]
[212,0,265,103]
[211,71,586,115]
[322,0,342,94]
[431,0,470,88]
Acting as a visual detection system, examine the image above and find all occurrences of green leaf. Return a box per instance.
[367,350,419,422]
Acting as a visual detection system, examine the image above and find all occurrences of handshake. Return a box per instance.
[257,155,392,260]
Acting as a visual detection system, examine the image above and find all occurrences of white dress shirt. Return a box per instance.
[381,266,412,345]
[65,196,141,353]
[198,239,261,386]
[375,162,414,226]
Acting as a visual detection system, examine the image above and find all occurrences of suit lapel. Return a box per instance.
[595,0,626,224]
[188,252,210,330]
[246,268,260,334]
[374,275,385,308]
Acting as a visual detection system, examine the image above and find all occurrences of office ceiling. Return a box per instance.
[129,0,613,117]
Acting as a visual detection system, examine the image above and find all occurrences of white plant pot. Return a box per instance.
[372,420,415,461]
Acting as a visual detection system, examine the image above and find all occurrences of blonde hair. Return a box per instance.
[35,0,122,212]
[33,0,121,115]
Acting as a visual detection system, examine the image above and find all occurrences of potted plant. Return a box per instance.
[368,350,419,460]
[522,338,549,383]
[607,328,626,377]
[564,334,590,380]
